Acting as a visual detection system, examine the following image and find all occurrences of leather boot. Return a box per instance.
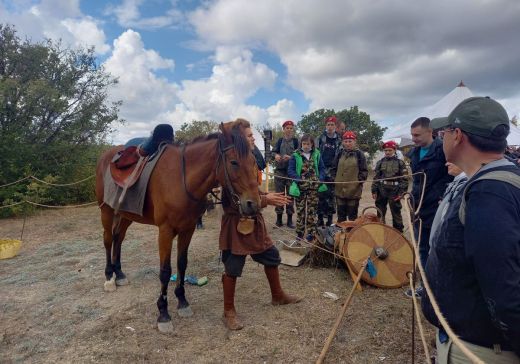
[286,214,295,229]
[222,274,243,330]
[326,215,333,226]
[275,213,283,227]
[264,266,302,305]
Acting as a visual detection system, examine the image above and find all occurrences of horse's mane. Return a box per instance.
[184,133,219,145]
[178,120,251,159]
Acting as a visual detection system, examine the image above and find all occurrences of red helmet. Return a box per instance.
[282,120,294,128]
[325,116,337,124]
[382,140,398,149]
[342,131,357,140]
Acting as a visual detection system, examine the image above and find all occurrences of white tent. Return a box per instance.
[384,81,474,145]
[508,123,520,146]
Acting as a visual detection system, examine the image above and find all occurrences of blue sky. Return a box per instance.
[2,0,520,143]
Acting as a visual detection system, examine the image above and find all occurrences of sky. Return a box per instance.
[1,0,520,144]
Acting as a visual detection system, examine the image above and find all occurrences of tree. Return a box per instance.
[297,108,336,137]
[298,107,386,155]
[175,120,219,144]
[0,24,122,215]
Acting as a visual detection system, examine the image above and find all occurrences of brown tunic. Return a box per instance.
[219,190,272,255]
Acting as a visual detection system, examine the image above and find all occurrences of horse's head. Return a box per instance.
[217,119,261,216]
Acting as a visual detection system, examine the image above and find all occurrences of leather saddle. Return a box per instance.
[110,146,148,188]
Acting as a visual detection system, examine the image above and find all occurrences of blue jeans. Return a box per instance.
[414,221,431,269]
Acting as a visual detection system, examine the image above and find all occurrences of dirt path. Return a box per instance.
[0,192,434,363]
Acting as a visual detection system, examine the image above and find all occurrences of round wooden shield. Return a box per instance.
[342,223,414,288]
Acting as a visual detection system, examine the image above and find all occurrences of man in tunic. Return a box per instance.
[219,126,302,330]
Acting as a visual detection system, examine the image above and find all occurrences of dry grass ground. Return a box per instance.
[0,185,435,363]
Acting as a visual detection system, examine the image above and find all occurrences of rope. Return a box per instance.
[0,200,98,209]
[407,272,432,364]
[24,200,98,208]
[264,170,425,185]
[0,174,95,188]
[402,195,485,364]
[0,201,25,208]
[272,222,364,265]
[29,174,95,186]
[0,176,31,188]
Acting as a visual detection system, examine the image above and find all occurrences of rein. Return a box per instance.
[216,134,242,212]
[181,134,242,212]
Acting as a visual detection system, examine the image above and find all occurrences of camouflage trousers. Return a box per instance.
[317,186,336,217]
[274,171,294,215]
[375,187,403,232]
[295,184,319,238]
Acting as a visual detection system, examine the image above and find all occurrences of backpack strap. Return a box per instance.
[459,170,520,225]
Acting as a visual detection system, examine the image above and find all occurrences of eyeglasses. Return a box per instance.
[438,128,456,138]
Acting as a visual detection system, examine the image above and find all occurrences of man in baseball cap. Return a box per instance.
[423,96,520,362]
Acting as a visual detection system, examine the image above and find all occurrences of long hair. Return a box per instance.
[229,119,251,159]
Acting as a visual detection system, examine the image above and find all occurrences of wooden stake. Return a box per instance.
[265,162,269,192]
[316,258,368,364]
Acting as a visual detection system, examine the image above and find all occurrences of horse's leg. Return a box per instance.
[112,217,132,286]
[175,228,195,318]
[156,225,176,333]
[101,206,118,292]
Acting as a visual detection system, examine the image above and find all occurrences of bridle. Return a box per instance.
[216,134,242,210]
[181,132,244,213]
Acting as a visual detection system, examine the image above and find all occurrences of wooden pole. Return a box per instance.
[316,258,368,364]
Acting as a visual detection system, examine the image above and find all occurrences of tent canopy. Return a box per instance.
[508,124,520,146]
[382,82,520,146]
[385,81,473,142]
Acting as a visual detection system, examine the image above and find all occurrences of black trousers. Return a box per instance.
[221,246,281,277]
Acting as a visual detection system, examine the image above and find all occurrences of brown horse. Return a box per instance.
[95,119,260,333]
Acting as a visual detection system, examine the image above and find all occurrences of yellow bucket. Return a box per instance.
[0,239,22,259]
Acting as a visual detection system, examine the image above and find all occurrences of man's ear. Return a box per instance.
[453,128,463,146]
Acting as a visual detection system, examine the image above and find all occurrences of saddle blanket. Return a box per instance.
[103,144,168,216]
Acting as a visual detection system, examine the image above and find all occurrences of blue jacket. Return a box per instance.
[407,138,453,227]
[422,163,520,355]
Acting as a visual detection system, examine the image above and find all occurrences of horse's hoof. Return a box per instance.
[157,321,174,334]
[115,277,129,286]
[177,306,193,318]
[103,277,117,292]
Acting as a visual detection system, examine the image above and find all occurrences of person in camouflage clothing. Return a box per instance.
[371,141,408,232]
[288,134,327,241]
[272,120,299,228]
[331,131,368,222]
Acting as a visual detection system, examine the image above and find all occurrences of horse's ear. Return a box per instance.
[220,121,233,143]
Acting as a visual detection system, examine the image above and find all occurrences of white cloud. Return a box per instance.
[189,0,520,124]
[170,46,277,123]
[103,29,178,142]
[106,0,184,29]
[0,0,110,54]
[103,32,287,144]
[61,18,111,54]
